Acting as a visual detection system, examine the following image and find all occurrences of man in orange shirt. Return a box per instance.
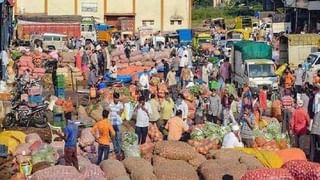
[284,69,295,90]
[91,110,115,165]
[165,110,189,141]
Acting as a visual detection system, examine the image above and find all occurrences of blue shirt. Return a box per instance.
[64,121,79,148]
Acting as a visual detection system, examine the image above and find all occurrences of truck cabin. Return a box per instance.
[243,60,277,91]
[305,52,320,70]
[244,61,276,78]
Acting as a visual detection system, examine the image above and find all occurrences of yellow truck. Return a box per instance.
[192,32,212,49]
[226,29,250,40]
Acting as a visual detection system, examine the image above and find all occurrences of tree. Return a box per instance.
[193,0,213,8]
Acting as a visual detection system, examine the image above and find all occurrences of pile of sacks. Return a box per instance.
[17,55,45,78]
[242,160,320,180]
[13,133,60,171]
[111,49,171,69]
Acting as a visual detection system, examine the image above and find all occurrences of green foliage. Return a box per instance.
[192,1,263,27]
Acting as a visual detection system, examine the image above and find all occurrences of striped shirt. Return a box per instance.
[281,96,294,110]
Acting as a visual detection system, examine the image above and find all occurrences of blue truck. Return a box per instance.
[176,29,192,46]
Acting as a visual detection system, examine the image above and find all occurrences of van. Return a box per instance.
[32,33,67,50]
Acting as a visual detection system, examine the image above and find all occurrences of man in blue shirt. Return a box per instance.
[58,113,79,170]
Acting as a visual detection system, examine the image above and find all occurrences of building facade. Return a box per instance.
[14,0,192,32]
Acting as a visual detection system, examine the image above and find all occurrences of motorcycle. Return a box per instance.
[2,101,49,128]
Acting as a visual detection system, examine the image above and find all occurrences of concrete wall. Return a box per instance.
[107,0,133,14]
[16,0,45,15]
[48,0,75,16]
[135,0,161,31]
[163,0,191,32]
[78,0,104,23]
[15,0,191,31]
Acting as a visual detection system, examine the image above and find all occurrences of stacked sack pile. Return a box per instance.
[242,160,320,180]
[12,133,60,175]
[111,49,171,69]
[17,52,46,79]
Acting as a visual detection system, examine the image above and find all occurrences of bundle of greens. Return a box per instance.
[188,85,203,97]
[122,132,140,158]
[113,87,131,97]
[190,122,231,142]
[253,121,287,142]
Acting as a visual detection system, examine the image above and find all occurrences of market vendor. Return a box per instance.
[110,60,118,80]
[165,109,189,141]
[139,69,150,100]
[57,113,79,170]
[222,124,244,148]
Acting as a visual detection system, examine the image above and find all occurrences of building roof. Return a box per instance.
[17,15,82,23]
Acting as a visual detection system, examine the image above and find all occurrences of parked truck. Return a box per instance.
[232,41,278,92]
[192,32,212,49]
[279,34,320,68]
[177,29,192,46]
[16,15,96,45]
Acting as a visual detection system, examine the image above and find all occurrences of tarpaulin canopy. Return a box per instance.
[234,41,272,60]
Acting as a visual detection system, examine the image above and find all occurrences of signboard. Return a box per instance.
[81,2,98,12]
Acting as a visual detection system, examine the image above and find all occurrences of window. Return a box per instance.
[53,36,60,41]
[142,20,155,26]
[43,36,52,41]
[170,20,183,25]
[81,2,98,12]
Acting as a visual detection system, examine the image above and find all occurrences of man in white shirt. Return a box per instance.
[139,69,150,100]
[135,96,152,144]
[109,61,118,80]
[222,125,244,148]
[107,93,124,154]
[176,94,189,121]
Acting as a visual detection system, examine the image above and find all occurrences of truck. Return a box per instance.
[279,34,320,68]
[303,52,320,84]
[16,15,96,44]
[96,24,113,43]
[231,41,278,92]
[192,33,212,49]
[176,29,192,46]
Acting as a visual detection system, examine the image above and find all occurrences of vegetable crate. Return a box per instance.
[28,95,43,105]
[55,88,65,98]
[53,113,65,128]
[57,75,65,88]
[0,144,8,157]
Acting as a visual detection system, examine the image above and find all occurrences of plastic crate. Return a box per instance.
[57,75,65,81]
[28,95,43,104]
[53,113,64,122]
[0,144,8,157]
[56,81,65,88]
[55,88,65,98]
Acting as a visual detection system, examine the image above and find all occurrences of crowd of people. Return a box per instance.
[57,38,320,167]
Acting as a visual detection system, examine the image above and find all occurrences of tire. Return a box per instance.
[33,112,48,128]
[3,113,15,128]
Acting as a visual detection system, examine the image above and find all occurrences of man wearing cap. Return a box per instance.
[290,99,310,149]
[222,124,244,148]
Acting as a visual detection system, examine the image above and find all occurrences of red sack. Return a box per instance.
[241,168,294,180]
[282,160,320,180]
